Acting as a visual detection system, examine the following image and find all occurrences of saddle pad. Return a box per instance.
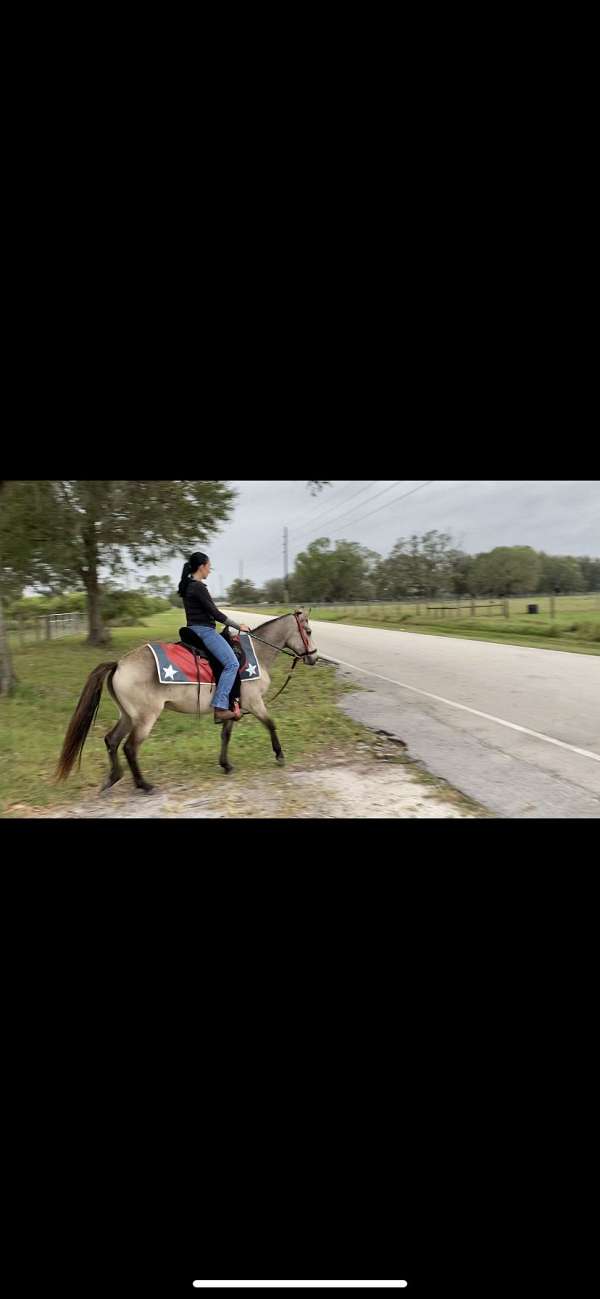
[147,633,261,686]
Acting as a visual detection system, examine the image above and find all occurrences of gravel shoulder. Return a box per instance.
[4,739,489,819]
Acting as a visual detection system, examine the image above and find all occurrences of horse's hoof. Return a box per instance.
[139,783,156,794]
[276,753,286,766]
[221,765,234,775]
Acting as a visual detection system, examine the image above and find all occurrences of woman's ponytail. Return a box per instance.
[178,551,209,598]
[178,561,193,598]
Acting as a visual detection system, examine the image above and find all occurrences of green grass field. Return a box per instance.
[0,610,375,816]
[236,595,600,655]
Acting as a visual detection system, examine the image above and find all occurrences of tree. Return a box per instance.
[469,546,541,597]
[372,531,457,600]
[226,579,263,604]
[536,553,584,593]
[290,538,380,602]
[141,574,175,600]
[446,549,473,597]
[262,578,286,603]
[1,480,236,646]
[579,556,600,592]
[417,530,455,598]
[373,541,412,599]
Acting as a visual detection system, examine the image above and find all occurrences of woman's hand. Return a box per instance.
[240,624,250,633]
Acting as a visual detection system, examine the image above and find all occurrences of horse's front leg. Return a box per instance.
[219,719,235,775]
[251,698,285,766]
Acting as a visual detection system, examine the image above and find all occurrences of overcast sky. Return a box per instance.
[131,480,600,596]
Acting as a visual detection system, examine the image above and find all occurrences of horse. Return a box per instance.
[55,610,318,793]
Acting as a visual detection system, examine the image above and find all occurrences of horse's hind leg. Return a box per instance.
[219,719,235,775]
[123,710,161,793]
[249,698,285,766]
[102,714,131,791]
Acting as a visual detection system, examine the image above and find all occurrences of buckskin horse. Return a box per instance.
[55,610,317,792]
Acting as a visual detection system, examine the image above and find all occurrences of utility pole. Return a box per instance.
[283,526,289,603]
[239,560,243,582]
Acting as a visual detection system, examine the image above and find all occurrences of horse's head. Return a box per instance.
[287,608,318,665]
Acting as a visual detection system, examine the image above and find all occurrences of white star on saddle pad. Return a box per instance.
[162,664,179,680]
[245,662,257,676]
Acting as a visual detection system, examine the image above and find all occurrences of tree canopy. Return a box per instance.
[226,579,264,604]
[1,480,237,644]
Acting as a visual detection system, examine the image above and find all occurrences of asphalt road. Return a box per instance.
[227,611,600,818]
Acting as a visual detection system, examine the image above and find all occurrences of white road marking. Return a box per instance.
[318,655,600,764]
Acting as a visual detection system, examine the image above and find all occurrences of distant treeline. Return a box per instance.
[9,535,600,616]
[224,533,600,605]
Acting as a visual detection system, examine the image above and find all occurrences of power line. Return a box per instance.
[295,480,404,540]
[285,480,355,529]
[290,481,389,540]
[326,480,436,536]
[288,481,377,538]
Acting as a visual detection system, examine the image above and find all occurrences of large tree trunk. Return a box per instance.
[83,530,111,647]
[85,575,112,646]
[0,597,17,695]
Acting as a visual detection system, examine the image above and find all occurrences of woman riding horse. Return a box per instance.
[178,552,250,723]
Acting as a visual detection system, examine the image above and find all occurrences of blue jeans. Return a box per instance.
[189,625,239,710]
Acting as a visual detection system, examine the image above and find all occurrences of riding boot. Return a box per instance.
[214,707,240,724]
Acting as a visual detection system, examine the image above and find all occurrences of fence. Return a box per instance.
[237,593,600,620]
[426,602,504,618]
[7,611,87,646]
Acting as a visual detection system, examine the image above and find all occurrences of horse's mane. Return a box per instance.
[251,612,294,634]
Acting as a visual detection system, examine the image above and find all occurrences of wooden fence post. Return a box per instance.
[46,616,52,640]
[550,596,555,620]
[503,600,509,618]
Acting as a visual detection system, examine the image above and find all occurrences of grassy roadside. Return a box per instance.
[0,610,397,815]
[235,603,600,656]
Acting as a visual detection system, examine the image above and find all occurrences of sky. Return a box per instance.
[129,480,600,597]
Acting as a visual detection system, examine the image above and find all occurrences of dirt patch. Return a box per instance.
[4,740,487,818]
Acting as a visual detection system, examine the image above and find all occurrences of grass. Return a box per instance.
[0,610,379,816]
[234,596,600,655]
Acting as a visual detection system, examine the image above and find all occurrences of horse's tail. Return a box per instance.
[55,661,118,782]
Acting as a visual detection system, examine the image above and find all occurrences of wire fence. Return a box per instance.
[238,593,600,620]
[6,611,87,647]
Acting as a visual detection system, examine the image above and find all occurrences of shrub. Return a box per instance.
[100,590,158,624]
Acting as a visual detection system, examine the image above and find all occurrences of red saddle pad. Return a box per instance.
[149,641,215,684]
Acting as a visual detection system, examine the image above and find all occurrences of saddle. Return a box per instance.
[177,626,245,711]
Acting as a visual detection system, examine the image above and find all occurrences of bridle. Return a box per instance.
[239,611,317,708]
[245,611,316,665]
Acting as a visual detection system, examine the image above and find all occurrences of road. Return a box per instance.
[227,611,600,818]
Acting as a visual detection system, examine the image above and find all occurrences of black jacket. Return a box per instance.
[183,580,240,631]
